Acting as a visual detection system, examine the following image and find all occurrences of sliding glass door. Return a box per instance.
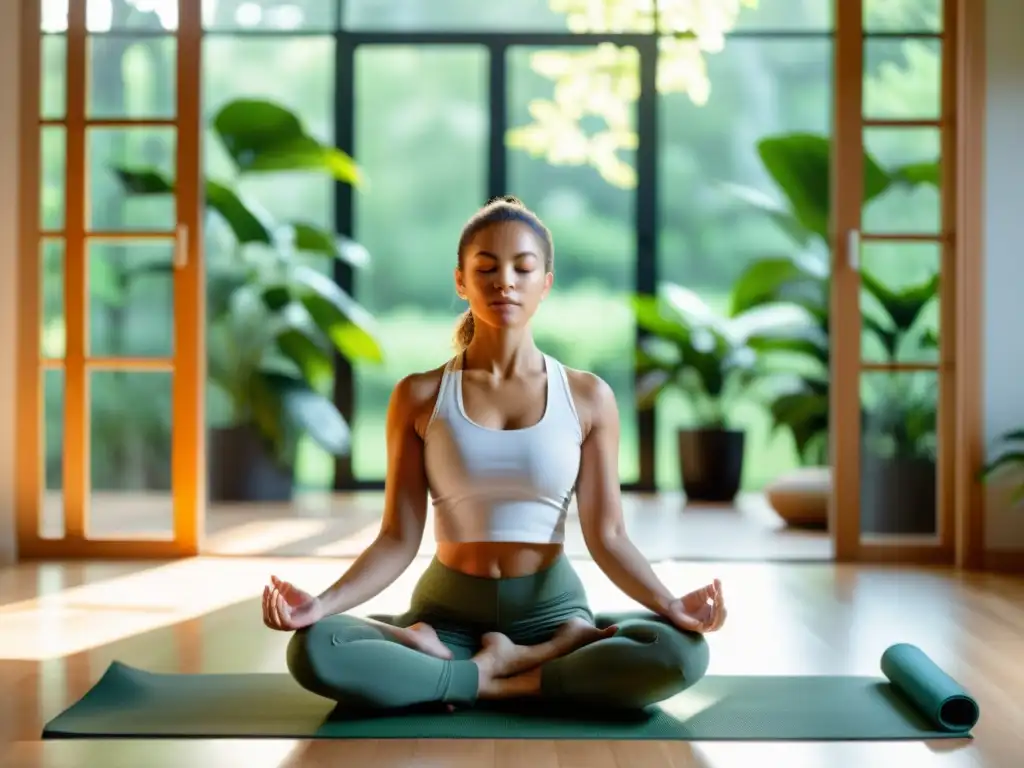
[18,0,205,558]
[830,0,957,562]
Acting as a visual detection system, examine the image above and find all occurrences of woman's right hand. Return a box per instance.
[262,575,325,631]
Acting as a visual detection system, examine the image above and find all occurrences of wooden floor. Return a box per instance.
[39,491,834,561]
[1,550,1023,767]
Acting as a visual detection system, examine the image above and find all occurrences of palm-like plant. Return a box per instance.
[634,282,820,428]
[113,99,384,497]
[632,280,820,500]
[726,132,940,466]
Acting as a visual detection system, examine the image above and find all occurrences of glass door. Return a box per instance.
[831,0,955,562]
[18,0,204,558]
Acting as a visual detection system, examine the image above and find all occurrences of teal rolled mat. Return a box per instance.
[41,643,979,741]
[880,643,980,734]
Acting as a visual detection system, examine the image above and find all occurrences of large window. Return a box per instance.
[36,0,948,501]
[350,45,489,479]
[654,35,834,490]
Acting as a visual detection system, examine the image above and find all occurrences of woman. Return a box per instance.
[261,196,727,712]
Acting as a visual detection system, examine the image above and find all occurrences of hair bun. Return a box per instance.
[489,194,523,207]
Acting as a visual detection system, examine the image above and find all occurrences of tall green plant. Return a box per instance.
[113,98,384,468]
[726,132,940,465]
[633,281,821,429]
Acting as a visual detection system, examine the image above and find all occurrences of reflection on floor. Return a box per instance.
[199,492,832,561]
[37,491,831,561]
[1,554,1021,767]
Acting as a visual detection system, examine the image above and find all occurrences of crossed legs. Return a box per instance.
[286,611,709,712]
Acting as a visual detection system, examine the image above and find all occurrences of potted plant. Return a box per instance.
[632,281,816,502]
[858,279,940,535]
[980,428,1024,506]
[114,98,384,502]
[859,370,938,535]
[726,132,940,469]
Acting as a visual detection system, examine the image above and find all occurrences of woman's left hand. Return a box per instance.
[664,578,727,633]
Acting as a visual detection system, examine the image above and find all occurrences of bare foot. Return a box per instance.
[472,634,545,699]
[474,632,522,678]
[399,622,453,660]
[552,616,618,653]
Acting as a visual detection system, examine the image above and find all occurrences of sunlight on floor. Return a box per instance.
[0,558,351,661]
[204,519,335,555]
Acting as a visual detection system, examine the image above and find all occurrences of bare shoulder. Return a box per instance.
[562,365,619,439]
[390,361,450,437]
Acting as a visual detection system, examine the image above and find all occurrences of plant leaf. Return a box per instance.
[995,428,1024,443]
[113,168,173,194]
[289,265,384,363]
[635,370,671,410]
[276,222,370,269]
[276,327,333,390]
[717,182,812,247]
[730,256,826,317]
[756,132,890,241]
[112,167,277,246]
[260,370,351,456]
[632,295,690,346]
[861,270,939,333]
[981,450,1024,479]
[213,99,363,186]
[206,180,275,245]
[890,161,940,187]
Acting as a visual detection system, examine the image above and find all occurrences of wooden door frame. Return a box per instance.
[829,0,988,567]
[15,0,206,560]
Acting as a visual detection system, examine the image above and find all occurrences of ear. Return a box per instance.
[454,267,466,300]
[541,271,554,300]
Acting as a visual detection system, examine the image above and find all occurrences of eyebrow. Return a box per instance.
[473,250,538,260]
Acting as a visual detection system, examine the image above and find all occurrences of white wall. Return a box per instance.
[982,0,1024,550]
[0,1,21,566]
[0,2,1021,562]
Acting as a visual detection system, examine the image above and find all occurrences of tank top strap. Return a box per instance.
[544,355,582,438]
[427,355,461,427]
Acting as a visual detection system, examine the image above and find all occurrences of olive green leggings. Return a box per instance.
[286,556,710,711]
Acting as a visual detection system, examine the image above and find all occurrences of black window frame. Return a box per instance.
[200,2,870,494]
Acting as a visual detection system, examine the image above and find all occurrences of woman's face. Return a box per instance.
[455,221,553,331]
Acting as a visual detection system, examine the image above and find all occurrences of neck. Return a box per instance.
[463,326,543,377]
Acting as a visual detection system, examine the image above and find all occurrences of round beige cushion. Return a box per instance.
[764,467,831,528]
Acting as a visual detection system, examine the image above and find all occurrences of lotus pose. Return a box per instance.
[261,196,727,712]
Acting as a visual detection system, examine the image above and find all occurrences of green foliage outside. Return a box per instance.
[37,0,946,500]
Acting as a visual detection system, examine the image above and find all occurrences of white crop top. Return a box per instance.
[422,353,583,544]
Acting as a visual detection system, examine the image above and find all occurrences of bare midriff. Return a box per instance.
[435,541,564,578]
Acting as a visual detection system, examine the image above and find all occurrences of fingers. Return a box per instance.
[262,583,290,630]
[274,576,292,598]
[671,608,704,632]
[706,580,727,632]
[270,588,286,629]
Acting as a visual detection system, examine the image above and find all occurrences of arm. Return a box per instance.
[574,375,676,617]
[315,374,431,617]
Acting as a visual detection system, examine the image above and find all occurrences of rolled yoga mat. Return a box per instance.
[42,643,979,741]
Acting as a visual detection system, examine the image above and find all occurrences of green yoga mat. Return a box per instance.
[42,643,978,741]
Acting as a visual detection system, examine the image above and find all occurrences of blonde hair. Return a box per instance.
[452,195,554,352]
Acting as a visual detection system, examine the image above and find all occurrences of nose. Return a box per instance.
[494,264,516,292]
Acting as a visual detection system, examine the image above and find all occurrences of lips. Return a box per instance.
[489,298,519,306]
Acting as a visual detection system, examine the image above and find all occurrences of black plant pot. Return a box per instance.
[859,455,937,535]
[677,428,745,503]
[208,424,294,503]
